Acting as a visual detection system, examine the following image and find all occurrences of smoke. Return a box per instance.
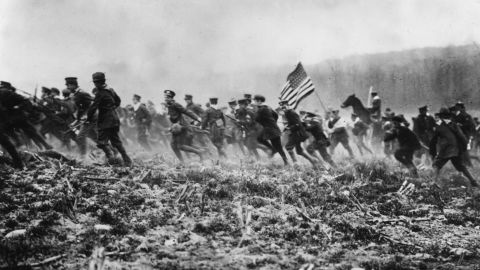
[1,0,479,106]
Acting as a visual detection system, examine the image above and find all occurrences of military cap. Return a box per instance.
[449,106,457,112]
[438,107,452,118]
[51,88,60,95]
[305,112,318,117]
[184,94,193,100]
[0,81,13,89]
[253,94,265,102]
[92,72,106,82]
[228,98,237,105]
[209,97,218,105]
[65,77,78,85]
[371,91,378,95]
[41,87,51,93]
[418,105,428,111]
[392,115,405,122]
[133,94,141,100]
[164,90,176,98]
[238,98,248,105]
[455,101,465,108]
[244,94,252,100]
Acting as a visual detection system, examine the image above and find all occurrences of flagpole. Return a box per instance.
[313,90,328,113]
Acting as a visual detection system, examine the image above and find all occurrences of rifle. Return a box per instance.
[224,114,248,138]
[63,120,87,135]
[224,114,248,131]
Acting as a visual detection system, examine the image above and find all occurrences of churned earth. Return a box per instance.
[1,151,480,269]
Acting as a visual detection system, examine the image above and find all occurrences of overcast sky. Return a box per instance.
[1,0,479,102]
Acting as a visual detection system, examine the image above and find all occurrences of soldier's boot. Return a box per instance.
[179,145,204,160]
[287,150,297,164]
[300,152,317,166]
[115,145,132,166]
[99,145,115,164]
[460,168,479,187]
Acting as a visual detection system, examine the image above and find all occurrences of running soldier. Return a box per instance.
[350,113,373,155]
[452,101,478,166]
[384,115,421,177]
[278,100,316,166]
[430,108,478,187]
[327,109,355,158]
[0,81,52,150]
[67,77,100,158]
[202,97,227,158]
[164,90,204,162]
[224,98,246,154]
[303,112,336,167]
[86,72,132,166]
[253,95,289,165]
[132,94,152,151]
[236,98,261,159]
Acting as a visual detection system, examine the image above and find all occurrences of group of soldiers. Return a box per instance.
[0,75,479,188]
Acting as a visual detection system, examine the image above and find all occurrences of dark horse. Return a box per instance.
[341,94,372,124]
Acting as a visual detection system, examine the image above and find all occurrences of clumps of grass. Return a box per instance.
[328,213,381,243]
[184,169,219,183]
[239,179,281,198]
[192,216,235,235]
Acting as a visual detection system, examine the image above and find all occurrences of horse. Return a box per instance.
[340,94,372,125]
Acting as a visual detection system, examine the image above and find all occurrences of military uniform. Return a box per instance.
[0,97,24,168]
[165,90,203,162]
[279,104,314,165]
[86,72,131,165]
[202,98,226,157]
[71,87,99,156]
[304,114,335,167]
[351,114,373,155]
[253,95,288,165]
[133,101,152,150]
[430,108,477,186]
[327,113,354,158]
[384,116,421,176]
[236,99,261,159]
[0,84,52,150]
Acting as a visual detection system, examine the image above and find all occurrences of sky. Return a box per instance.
[1,0,480,103]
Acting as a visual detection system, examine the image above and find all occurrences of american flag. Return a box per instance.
[280,62,315,109]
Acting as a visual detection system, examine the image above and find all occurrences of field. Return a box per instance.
[1,150,480,270]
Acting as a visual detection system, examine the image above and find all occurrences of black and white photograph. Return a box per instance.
[1,0,480,269]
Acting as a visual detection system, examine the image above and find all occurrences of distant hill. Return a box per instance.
[202,44,480,114]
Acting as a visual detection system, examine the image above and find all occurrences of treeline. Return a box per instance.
[307,44,480,112]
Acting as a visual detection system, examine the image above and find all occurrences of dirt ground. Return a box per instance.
[1,151,480,270]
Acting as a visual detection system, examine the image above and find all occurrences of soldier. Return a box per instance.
[164,90,204,162]
[430,108,478,187]
[412,105,435,165]
[224,98,246,154]
[66,76,100,158]
[453,101,477,166]
[0,94,24,169]
[202,97,227,157]
[184,94,204,123]
[278,100,316,166]
[0,81,52,150]
[86,72,132,166]
[132,94,152,151]
[253,95,289,165]
[244,94,256,112]
[327,109,354,158]
[350,113,373,155]
[236,98,260,159]
[369,91,381,119]
[384,115,421,177]
[303,112,336,168]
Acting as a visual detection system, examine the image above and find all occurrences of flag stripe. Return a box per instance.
[279,62,315,110]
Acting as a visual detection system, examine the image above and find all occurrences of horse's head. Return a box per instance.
[341,94,356,108]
